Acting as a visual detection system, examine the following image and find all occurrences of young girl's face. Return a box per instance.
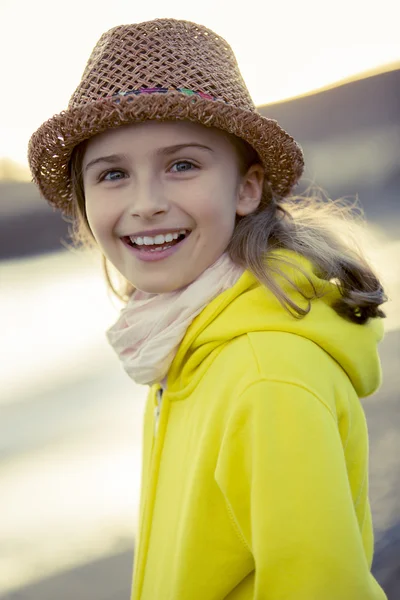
[82,120,263,293]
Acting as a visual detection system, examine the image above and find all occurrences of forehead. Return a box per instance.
[83,120,232,159]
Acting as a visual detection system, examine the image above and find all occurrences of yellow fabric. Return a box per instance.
[131,249,387,599]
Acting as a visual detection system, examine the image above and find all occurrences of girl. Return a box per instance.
[28,18,388,600]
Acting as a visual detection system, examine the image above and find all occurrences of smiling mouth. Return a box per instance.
[123,231,190,252]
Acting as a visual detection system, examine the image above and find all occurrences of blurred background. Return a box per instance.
[0,0,399,598]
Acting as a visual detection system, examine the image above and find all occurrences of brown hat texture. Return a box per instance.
[28,18,304,216]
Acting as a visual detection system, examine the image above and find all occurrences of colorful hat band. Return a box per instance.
[108,86,216,104]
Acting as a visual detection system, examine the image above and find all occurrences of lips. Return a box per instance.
[124,230,187,249]
[121,230,191,262]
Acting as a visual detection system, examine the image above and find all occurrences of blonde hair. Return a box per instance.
[67,128,386,325]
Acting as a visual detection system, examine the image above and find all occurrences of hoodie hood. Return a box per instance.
[167,250,384,398]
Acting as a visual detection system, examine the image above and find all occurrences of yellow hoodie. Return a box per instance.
[131,250,387,600]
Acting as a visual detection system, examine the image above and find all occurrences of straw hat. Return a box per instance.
[28,18,304,216]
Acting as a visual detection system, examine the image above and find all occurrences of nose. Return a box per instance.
[127,180,169,220]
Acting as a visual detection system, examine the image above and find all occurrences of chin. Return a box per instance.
[132,274,196,295]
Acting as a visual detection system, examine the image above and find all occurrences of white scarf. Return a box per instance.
[106,253,244,386]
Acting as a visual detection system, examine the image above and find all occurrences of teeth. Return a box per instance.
[129,229,189,246]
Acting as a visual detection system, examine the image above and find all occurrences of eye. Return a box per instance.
[99,169,126,182]
[170,161,197,173]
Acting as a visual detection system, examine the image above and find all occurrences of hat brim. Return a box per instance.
[28,91,304,216]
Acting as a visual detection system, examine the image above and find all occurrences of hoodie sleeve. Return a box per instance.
[214,379,387,600]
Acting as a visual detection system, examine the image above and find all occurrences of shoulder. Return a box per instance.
[247,330,342,377]
[215,331,353,418]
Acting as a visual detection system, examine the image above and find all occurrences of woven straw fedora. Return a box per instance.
[28,18,304,216]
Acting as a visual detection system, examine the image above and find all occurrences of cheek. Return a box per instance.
[189,185,237,231]
[201,205,235,234]
[85,194,115,238]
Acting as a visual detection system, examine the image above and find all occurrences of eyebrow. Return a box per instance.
[83,143,214,173]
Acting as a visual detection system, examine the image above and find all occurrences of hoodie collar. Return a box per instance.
[166,250,384,398]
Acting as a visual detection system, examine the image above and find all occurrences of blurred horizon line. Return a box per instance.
[0,59,399,181]
[262,59,400,107]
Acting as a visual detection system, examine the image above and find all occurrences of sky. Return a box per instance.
[1,0,399,166]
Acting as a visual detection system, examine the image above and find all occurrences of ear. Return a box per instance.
[236,164,265,216]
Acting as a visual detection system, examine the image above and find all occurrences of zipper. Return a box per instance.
[133,384,166,598]
[154,386,163,437]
